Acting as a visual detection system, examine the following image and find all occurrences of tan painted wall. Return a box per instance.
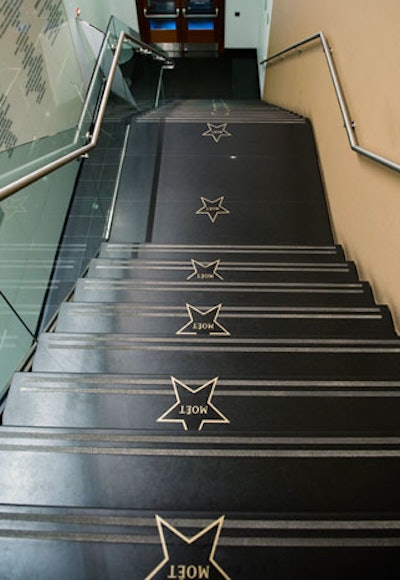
[263,0,400,330]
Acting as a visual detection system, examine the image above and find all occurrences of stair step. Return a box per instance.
[88,258,358,283]
[56,302,395,338]
[6,373,400,433]
[32,334,400,378]
[0,505,398,579]
[3,97,398,579]
[73,279,375,307]
[1,428,400,513]
[139,113,306,124]
[100,242,346,262]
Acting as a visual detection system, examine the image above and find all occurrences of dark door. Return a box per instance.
[136,0,225,55]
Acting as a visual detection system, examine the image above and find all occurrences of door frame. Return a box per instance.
[136,0,225,55]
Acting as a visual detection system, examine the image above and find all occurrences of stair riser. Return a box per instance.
[1,449,400,513]
[88,262,358,284]
[100,244,345,263]
[32,341,400,378]
[0,537,398,580]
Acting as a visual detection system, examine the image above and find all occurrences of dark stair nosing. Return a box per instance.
[87,258,359,283]
[100,247,347,263]
[73,278,375,307]
[6,371,400,432]
[89,258,355,271]
[101,241,344,252]
[56,302,396,338]
[0,507,399,580]
[32,333,400,377]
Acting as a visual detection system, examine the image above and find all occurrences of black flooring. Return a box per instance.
[162,50,260,100]
[2,98,400,577]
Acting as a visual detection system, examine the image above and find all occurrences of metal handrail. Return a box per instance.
[182,8,219,18]
[0,31,174,202]
[144,8,180,19]
[262,31,400,174]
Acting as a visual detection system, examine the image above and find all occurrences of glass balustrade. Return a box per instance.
[0,12,173,399]
[0,290,35,402]
[108,15,172,111]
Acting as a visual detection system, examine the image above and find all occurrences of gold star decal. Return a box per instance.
[196,196,230,223]
[157,377,230,431]
[146,515,230,579]
[202,122,232,143]
[176,303,230,336]
[187,259,223,281]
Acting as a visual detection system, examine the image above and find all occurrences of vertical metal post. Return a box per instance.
[155,65,166,108]
[104,123,131,241]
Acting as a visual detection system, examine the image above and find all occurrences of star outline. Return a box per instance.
[196,196,230,224]
[145,515,230,580]
[157,376,230,431]
[176,303,230,336]
[202,122,232,143]
[187,259,224,281]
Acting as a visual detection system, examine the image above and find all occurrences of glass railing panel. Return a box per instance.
[0,7,137,195]
[0,159,80,349]
[0,291,34,400]
[0,1,88,187]
[0,128,79,191]
[0,12,174,394]
[39,103,133,328]
[107,15,173,111]
[119,50,165,111]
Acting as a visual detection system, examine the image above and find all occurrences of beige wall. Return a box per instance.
[264,0,400,330]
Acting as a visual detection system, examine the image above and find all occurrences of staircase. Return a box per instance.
[1,100,400,578]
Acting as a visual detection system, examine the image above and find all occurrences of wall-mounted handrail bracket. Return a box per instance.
[262,31,400,174]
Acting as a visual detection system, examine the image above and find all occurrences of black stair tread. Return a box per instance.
[100,242,346,262]
[56,302,396,338]
[35,334,400,348]
[149,201,334,246]
[0,507,399,580]
[6,372,400,433]
[4,503,400,533]
[138,99,306,123]
[32,333,400,378]
[90,257,354,269]
[73,278,375,307]
[1,428,400,513]
[87,257,358,283]
[2,504,400,538]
